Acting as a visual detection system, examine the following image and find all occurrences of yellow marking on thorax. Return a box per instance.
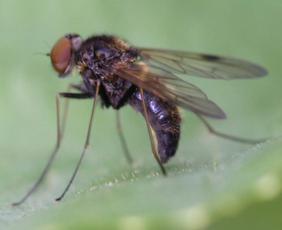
[76,60,88,73]
[137,61,149,81]
[113,38,130,51]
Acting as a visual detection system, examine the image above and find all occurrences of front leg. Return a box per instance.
[56,81,101,201]
[12,85,93,206]
[60,92,93,99]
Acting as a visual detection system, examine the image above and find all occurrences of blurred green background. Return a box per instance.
[1,0,282,229]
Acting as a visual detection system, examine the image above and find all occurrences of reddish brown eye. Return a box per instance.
[50,37,72,75]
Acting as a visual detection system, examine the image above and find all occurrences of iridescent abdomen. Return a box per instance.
[129,89,181,163]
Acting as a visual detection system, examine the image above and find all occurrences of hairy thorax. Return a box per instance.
[75,35,139,108]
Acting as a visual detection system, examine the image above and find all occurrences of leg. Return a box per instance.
[61,83,93,137]
[197,114,267,144]
[12,90,92,206]
[60,90,93,136]
[55,82,100,201]
[12,94,64,206]
[140,88,167,176]
[116,111,133,165]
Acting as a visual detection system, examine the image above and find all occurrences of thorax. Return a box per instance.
[75,35,138,108]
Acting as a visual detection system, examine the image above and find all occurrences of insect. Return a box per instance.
[12,34,267,205]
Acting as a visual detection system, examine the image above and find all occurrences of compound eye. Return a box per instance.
[50,37,72,75]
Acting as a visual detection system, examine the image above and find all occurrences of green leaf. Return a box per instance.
[1,0,282,229]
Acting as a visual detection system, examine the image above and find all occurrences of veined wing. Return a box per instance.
[139,48,267,79]
[116,62,226,119]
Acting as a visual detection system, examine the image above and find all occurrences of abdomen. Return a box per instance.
[129,89,181,163]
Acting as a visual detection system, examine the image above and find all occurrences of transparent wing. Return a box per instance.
[116,62,226,119]
[139,48,267,79]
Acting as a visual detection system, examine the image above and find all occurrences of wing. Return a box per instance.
[116,62,226,119]
[138,48,267,79]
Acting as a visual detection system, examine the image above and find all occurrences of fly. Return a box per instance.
[12,34,267,205]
